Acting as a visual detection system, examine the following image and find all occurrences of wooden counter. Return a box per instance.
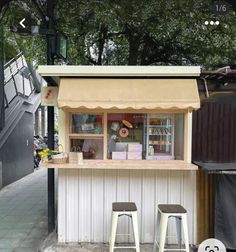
[40,160,198,170]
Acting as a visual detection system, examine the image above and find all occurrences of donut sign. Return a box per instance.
[119,127,129,138]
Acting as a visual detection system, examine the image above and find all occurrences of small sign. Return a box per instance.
[41,86,58,106]
[119,127,129,138]
[212,1,232,15]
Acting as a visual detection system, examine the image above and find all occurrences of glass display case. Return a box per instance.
[71,113,103,134]
[146,114,174,160]
[107,113,145,160]
[69,113,104,159]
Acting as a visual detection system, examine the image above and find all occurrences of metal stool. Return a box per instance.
[153,204,189,252]
[109,202,140,252]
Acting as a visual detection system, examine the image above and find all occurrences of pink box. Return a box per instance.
[127,152,142,160]
[128,143,142,152]
[112,152,127,160]
[147,155,174,160]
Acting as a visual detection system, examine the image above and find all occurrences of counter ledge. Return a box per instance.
[40,160,198,170]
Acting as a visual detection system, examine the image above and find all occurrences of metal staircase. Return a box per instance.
[0,52,42,187]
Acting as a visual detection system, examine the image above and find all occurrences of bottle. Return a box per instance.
[149,146,154,155]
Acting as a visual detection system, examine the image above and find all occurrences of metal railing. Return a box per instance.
[4,52,35,108]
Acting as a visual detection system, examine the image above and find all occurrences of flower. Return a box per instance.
[39,148,60,158]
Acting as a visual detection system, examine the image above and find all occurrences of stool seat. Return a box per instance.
[158,204,187,213]
[112,202,137,212]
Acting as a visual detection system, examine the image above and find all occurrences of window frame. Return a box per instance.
[64,109,192,163]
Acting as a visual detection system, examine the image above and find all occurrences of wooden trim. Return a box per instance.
[40,160,198,170]
[68,134,104,138]
[65,108,188,114]
[103,112,107,160]
[196,170,215,243]
[64,110,188,161]
[184,110,192,163]
[58,109,66,148]
[65,112,70,152]
[187,111,192,163]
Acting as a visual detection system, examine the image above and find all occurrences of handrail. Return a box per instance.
[4,52,35,108]
[4,52,24,69]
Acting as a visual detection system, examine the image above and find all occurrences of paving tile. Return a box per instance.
[4,229,30,238]
[0,249,14,252]
[19,216,40,222]
[0,222,17,230]
[0,169,47,250]
[0,238,21,249]
[14,222,35,229]
[27,227,47,239]
[13,248,36,252]
[1,216,22,222]
[18,238,42,248]
[0,229,9,238]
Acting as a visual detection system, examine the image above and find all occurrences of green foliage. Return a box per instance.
[1,0,236,68]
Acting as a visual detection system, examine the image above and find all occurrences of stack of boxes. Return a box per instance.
[112,143,142,160]
[127,143,142,160]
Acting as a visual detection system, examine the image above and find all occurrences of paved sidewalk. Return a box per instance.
[43,242,196,252]
[0,169,48,252]
[44,243,153,252]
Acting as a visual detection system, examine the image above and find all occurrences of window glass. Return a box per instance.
[71,114,103,134]
[70,138,103,160]
[146,114,184,160]
[107,113,184,161]
[107,113,145,160]
[174,114,184,160]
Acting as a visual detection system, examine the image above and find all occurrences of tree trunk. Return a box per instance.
[97,24,108,65]
[128,35,140,65]
[124,24,141,65]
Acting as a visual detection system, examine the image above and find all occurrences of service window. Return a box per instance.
[69,113,104,160]
[107,113,184,160]
[68,112,184,161]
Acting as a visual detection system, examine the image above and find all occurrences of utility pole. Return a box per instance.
[47,0,55,234]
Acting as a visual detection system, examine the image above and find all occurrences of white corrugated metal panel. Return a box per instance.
[58,169,196,244]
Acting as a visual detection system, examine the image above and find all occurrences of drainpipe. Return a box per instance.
[41,106,45,137]
[201,78,209,98]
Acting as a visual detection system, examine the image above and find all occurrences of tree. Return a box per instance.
[1,0,236,68]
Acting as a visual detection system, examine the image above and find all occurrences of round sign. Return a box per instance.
[198,238,226,252]
[119,127,129,138]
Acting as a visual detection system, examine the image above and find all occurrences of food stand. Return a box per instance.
[38,66,200,244]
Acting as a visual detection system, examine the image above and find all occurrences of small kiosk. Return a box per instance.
[38,66,200,244]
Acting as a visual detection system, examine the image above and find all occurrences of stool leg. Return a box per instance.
[175,217,182,249]
[153,210,161,252]
[158,214,168,252]
[182,215,189,252]
[109,212,118,252]
[131,212,140,252]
